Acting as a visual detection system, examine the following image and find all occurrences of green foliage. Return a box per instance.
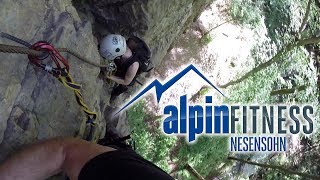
[260,151,316,180]
[263,0,297,46]
[225,66,277,103]
[226,43,318,105]
[127,101,147,123]
[127,1,320,179]
[200,33,213,45]
[265,171,299,180]
[177,136,229,179]
[127,101,230,179]
[304,4,320,38]
[230,0,262,28]
[199,86,210,96]
[229,0,309,47]
[279,49,318,103]
[225,0,319,177]
[127,101,176,172]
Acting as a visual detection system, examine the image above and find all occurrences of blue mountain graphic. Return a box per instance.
[115,64,224,114]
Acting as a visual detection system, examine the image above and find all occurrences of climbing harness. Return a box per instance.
[0,32,116,141]
[106,62,117,72]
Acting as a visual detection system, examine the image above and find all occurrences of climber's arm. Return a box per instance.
[0,137,114,180]
[108,62,139,85]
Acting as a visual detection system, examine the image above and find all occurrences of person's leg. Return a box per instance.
[78,149,174,180]
[97,133,132,150]
[98,106,133,151]
[110,84,128,101]
[0,138,115,180]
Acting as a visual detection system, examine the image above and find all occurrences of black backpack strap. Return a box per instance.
[135,79,143,86]
[118,135,132,142]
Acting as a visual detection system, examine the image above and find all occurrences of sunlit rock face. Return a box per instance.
[0,0,211,167]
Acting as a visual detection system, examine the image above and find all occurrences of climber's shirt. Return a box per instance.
[114,36,152,85]
[78,149,173,180]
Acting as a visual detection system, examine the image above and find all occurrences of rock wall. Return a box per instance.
[0,0,211,164]
[85,0,212,65]
[0,0,106,161]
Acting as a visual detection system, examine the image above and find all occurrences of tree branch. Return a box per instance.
[298,0,313,33]
[202,20,232,37]
[184,164,205,180]
[227,156,320,179]
[270,85,307,96]
[219,36,320,88]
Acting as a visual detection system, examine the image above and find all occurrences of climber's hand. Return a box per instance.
[106,75,112,79]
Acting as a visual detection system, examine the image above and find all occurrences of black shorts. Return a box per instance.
[78,149,174,180]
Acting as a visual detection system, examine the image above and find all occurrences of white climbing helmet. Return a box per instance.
[99,34,127,60]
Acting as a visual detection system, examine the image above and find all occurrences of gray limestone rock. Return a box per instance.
[0,0,212,173]
[0,0,106,161]
[87,0,212,66]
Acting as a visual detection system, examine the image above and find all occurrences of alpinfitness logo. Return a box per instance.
[116,64,315,153]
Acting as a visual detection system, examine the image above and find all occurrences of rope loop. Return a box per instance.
[28,41,70,72]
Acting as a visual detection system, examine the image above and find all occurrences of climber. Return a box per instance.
[99,34,152,102]
[0,137,173,180]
